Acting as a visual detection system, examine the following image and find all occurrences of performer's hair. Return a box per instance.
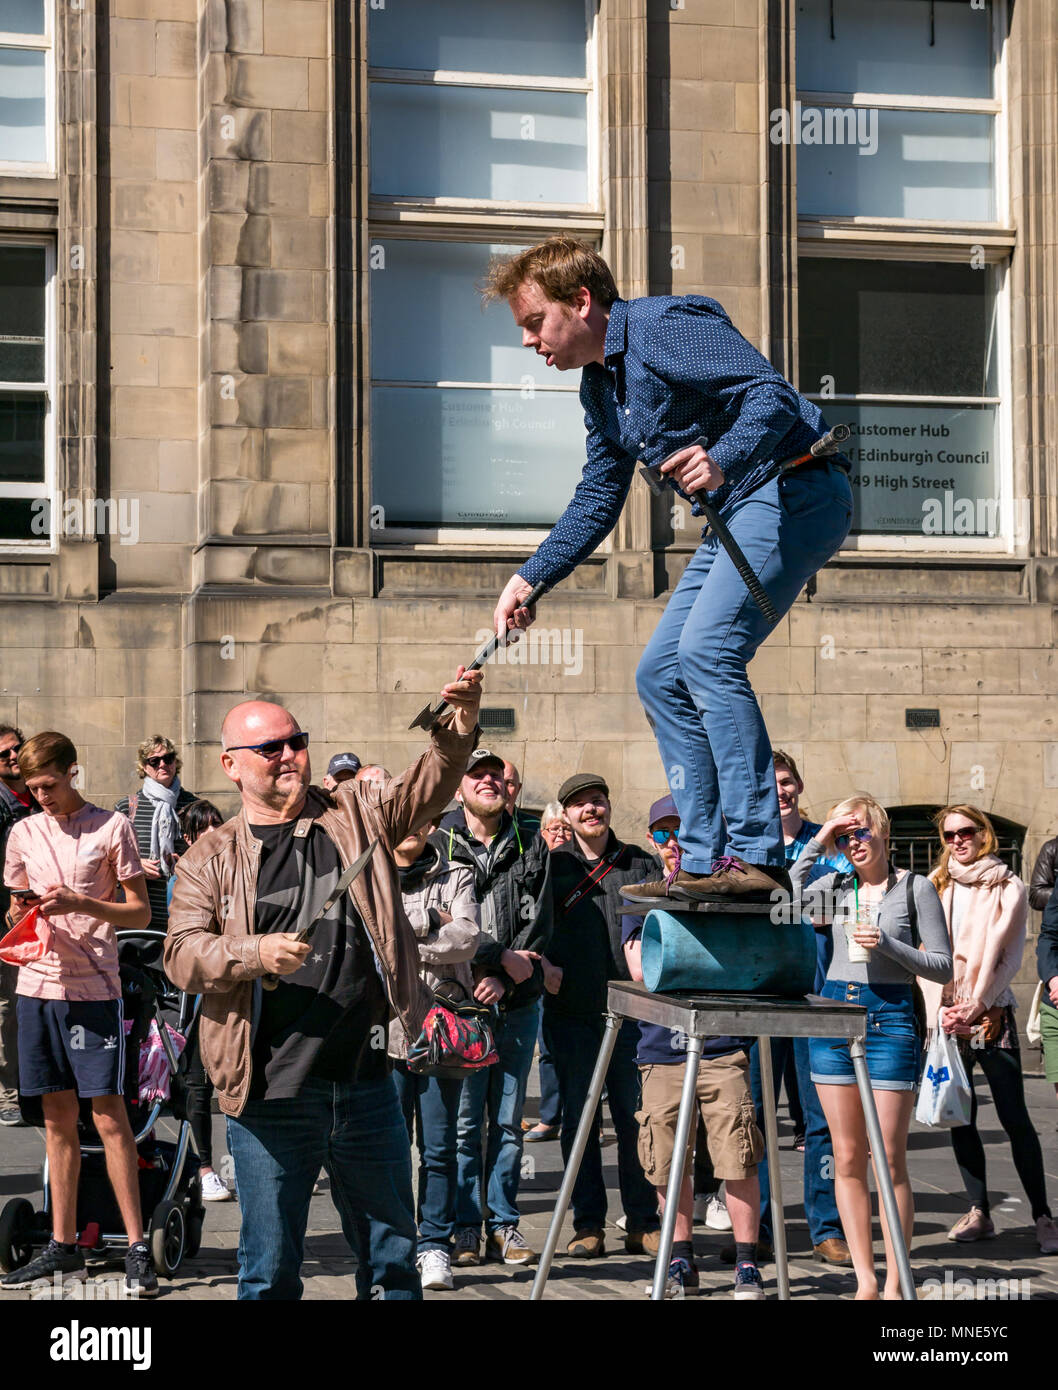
[772,749,802,785]
[827,793,890,842]
[481,236,619,309]
[929,803,997,894]
[18,730,77,781]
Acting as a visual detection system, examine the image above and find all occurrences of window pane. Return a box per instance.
[0,48,46,164]
[0,393,46,481]
[0,244,46,382]
[369,0,587,77]
[799,259,997,398]
[370,240,540,383]
[796,0,993,99]
[0,496,47,541]
[797,108,994,221]
[372,386,584,526]
[0,0,45,35]
[371,84,588,203]
[839,403,999,536]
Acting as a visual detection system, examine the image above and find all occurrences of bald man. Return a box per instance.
[164,669,482,1301]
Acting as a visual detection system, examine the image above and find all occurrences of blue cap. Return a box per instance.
[648,794,679,828]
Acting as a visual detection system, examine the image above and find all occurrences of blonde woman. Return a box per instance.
[114,735,197,930]
[792,795,951,1299]
[924,804,1058,1254]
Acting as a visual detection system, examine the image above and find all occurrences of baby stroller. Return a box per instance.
[0,929,206,1282]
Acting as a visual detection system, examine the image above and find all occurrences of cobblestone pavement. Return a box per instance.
[2,1061,1057,1302]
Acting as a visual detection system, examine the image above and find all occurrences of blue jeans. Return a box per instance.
[226,1074,420,1300]
[750,1037,842,1247]
[636,463,853,870]
[543,1012,660,1233]
[392,1061,463,1251]
[537,1019,562,1128]
[455,1001,539,1234]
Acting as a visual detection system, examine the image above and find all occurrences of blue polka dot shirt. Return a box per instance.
[519,294,842,590]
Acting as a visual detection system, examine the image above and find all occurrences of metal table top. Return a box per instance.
[607,980,868,1039]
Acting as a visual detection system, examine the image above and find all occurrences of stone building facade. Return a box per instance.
[1,0,1056,997]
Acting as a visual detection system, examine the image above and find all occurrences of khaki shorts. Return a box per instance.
[636,1051,763,1188]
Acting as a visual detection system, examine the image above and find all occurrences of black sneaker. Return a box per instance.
[0,1109,25,1127]
[0,1237,86,1290]
[124,1241,159,1299]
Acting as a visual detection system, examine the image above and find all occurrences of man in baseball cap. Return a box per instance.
[322,752,361,792]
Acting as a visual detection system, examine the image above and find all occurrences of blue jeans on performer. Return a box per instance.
[635,462,853,871]
[392,1061,463,1251]
[750,1037,842,1247]
[455,1000,539,1234]
[543,1013,660,1234]
[226,1074,420,1300]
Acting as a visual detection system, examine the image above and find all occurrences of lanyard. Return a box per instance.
[559,846,624,915]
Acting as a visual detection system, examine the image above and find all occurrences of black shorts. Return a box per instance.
[16,997,125,1098]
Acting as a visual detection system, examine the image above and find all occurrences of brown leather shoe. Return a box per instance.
[625,1229,661,1256]
[622,871,701,902]
[813,1237,853,1266]
[675,858,791,903]
[566,1229,606,1259]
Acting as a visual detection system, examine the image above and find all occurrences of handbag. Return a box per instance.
[406,988,499,1080]
[0,905,53,967]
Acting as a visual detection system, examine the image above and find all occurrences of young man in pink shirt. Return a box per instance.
[0,731,157,1296]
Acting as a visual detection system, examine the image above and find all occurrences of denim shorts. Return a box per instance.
[809,981,922,1092]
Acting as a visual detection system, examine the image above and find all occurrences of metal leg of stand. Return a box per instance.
[757,1036,789,1300]
[651,1037,703,1301]
[530,1013,622,1300]
[850,1037,917,1302]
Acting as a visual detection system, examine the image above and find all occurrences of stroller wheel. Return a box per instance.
[0,1198,36,1274]
[149,1200,186,1278]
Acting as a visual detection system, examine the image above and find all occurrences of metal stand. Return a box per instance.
[530,982,917,1302]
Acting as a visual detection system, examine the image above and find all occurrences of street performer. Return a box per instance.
[487,238,853,903]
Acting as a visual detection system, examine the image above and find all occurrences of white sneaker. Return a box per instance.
[417,1248,455,1291]
[1037,1215,1058,1255]
[200,1170,232,1202]
[705,1196,733,1232]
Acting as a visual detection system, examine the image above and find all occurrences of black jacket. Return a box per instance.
[546,832,658,1019]
[1030,837,1058,912]
[1038,878,1058,988]
[436,812,552,1011]
[0,780,41,917]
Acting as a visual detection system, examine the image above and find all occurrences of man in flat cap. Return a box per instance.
[543,774,661,1259]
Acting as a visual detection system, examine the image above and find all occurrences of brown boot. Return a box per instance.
[625,1229,661,1256]
[813,1237,853,1266]
[674,857,791,903]
[566,1229,606,1259]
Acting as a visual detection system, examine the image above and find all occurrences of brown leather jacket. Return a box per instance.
[163,725,476,1116]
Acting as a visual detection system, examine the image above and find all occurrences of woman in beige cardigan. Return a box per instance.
[924,804,1058,1254]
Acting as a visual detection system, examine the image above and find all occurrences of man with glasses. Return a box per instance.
[445,748,553,1269]
[115,736,197,932]
[0,725,41,1127]
[164,670,483,1300]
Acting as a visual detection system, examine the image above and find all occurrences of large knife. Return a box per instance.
[408,581,548,731]
[261,837,379,991]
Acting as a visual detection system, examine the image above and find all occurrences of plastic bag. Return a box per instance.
[0,905,54,967]
[915,1028,972,1128]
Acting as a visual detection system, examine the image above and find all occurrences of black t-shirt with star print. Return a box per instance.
[247,818,390,1101]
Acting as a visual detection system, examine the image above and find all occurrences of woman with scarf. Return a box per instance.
[115,735,197,930]
[925,804,1058,1254]
[389,820,479,1292]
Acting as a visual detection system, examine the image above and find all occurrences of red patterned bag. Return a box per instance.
[0,906,53,967]
[406,991,499,1080]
